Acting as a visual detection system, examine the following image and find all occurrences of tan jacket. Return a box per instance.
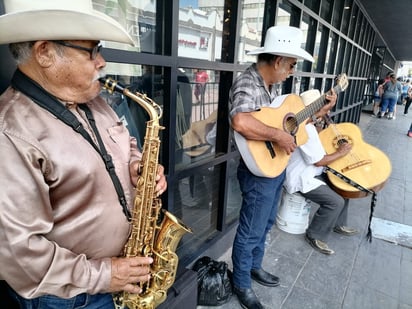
[0,87,141,298]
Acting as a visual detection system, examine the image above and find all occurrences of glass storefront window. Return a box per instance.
[301,13,315,73]
[277,2,292,26]
[326,32,338,75]
[175,69,219,168]
[313,24,322,73]
[237,0,266,64]
[354,14,364,44]
[347,3,358,40]
[174,164,222,260]
[304,0,320,14]
[93,0,161,54]
[100,63,165,152]
[331,0,344,29]
[340,0,352,35]
[320,0,332,23]
[335,37,345,74]
[178,1,224,61]
[225,157,242,225]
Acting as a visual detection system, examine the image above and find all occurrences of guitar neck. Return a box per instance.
[296,84,344,125]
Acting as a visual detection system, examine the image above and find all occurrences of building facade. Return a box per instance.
[0,0,399,268]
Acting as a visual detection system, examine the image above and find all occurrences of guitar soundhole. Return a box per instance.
[284,114,298,135]
[333,136,352,148]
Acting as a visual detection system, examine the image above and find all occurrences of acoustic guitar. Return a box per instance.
[318,122,392,198]
[234,74,349,177]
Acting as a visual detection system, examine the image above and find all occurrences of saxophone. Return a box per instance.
[100,78,192,309]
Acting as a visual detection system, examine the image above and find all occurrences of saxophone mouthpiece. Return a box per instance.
[99,77,126,94]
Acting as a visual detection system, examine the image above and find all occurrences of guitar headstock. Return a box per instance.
[335,74,349,92]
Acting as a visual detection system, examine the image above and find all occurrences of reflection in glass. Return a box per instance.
[304,0,320,13]
[313,24,322,73]
[226,157,242,225]
[93,0,159,54]
[320,0,332,23]
[326,32,338,75]
[277,2,292,26]
[176,69,220,167]
[347,3,358,40]
[341,0,352,35]
[300,14,313,74]
[175,164,222,261]
[100,63,164,152]
[332,0,344,30]
[237,0,266,64]
[178,1,224,61]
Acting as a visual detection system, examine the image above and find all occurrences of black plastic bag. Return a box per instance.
[192,256,232,306]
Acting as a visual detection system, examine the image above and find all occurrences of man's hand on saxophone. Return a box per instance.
[109,256,154,294]
[154,164,168,197]
[129,160,168,197]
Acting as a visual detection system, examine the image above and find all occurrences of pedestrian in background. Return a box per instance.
[380,73,402,119]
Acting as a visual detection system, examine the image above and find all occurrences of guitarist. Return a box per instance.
[228,25,337,309]
[283,89,358,256]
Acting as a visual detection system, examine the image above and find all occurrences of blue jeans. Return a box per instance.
[8,287,115,309]
[231,160,285,289]
[380,96,397,113]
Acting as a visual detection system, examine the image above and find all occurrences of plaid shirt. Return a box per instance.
[229,63,278,120]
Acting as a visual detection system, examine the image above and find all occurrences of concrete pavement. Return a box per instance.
[198,105,412,309]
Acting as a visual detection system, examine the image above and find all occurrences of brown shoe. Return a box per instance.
[333,226,358,236]
[305,234,334,255]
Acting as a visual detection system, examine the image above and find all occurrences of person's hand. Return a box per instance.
[319,89,337,115]
[275,130,297,155]
[325,89,337,105]
[130,161,167,197]
[109,256,153,294]
[154,164,167,197]
[336,142,352,156]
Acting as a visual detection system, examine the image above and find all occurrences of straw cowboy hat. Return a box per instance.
[0,0,135,45]
[247,26,314,62]
[182,110,217,157]
[300,89,321,106]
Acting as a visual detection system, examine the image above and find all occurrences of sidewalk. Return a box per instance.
[198,106,412,309]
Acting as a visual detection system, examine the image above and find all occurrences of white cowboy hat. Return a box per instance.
[0,0,135,45]
[247,26,314,62]
[300,89,321,106]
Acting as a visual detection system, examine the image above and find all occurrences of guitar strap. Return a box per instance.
[10,69,132,221]
[324,166,376,242]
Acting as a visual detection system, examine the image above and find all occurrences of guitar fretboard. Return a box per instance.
[295,83,345,125]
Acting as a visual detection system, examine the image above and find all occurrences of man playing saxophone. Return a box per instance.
[0,1,167,308]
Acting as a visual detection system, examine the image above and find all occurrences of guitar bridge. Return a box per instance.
[341,159,372,173]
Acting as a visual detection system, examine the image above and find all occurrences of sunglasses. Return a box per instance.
[53,41,102,60]
[283,59,297,71]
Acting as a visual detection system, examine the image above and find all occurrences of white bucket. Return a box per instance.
[276,190,311,234]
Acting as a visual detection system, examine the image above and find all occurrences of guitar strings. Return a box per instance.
[327,123,360,165]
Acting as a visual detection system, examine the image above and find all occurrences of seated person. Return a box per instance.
[284,90,358,255]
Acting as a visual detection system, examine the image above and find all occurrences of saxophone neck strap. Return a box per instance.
[11,69,131,221]
[324,166,377,242]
